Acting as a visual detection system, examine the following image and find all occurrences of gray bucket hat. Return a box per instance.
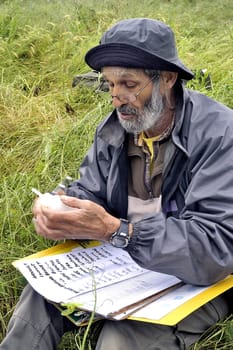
[85,18,194,80]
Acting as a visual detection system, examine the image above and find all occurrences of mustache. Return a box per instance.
[117,104,139,116]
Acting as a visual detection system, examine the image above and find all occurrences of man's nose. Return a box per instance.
[111,95,125,108]
[110,84,125,107]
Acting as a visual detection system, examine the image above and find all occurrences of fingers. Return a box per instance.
[33,211,74,240]
[60,195,90,209]
[32,197,109,241]
[33,221,65,240]
[32,197,41,217]
[54,189,66,195]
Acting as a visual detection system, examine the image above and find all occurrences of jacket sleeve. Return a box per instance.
[127,105,233,286]
[66,130,110,210]
[65,118,128,218]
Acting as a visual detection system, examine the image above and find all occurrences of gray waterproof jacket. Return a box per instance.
[67,85,233,286]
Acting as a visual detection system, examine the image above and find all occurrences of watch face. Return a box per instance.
[112,235,128,248]
[110,219,130,248]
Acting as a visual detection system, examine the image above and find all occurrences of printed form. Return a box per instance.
[13,242,180,316]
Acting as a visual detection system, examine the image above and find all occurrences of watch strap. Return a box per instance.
[110,219,130,248]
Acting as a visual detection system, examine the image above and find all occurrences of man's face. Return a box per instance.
[102,67,165,134]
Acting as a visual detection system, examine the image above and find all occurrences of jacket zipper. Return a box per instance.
[144,151,154,199]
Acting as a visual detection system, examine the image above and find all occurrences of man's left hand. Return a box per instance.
[32,195,120,241]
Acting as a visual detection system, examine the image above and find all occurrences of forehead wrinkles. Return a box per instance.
[102,67,143,79]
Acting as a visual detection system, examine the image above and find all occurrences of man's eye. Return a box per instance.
[125,82,137,89]
[105,81,136,89]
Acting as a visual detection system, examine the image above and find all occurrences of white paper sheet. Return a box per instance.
[14,242,180,312]
[68,270,180,317]
[130,283,208,321]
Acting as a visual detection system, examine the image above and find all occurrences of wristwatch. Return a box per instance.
[110,219,130,248]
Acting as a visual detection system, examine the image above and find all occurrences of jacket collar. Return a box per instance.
[170,83,191,157]
[98,110,126,147]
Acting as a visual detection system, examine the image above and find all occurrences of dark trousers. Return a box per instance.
[0,284,231,350]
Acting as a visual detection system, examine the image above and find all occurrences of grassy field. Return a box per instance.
[0,0,233,348]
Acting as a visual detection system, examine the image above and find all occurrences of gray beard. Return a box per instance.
[116,83,165,134]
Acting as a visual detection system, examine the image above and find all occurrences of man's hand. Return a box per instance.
[32,195,120,241]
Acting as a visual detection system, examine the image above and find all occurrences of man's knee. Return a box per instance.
[95,294,230,350]
[0,284,75,350]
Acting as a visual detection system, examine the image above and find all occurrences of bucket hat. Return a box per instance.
[85,18,193,80]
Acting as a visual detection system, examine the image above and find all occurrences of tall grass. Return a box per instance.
[0,0,233,348]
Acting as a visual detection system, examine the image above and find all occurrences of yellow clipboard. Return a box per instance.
[129,275,233,325]
[13,241,233,327]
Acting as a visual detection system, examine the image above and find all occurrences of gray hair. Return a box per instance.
[144,69,160,79]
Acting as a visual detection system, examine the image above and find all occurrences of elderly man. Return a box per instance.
[1,18,233,350]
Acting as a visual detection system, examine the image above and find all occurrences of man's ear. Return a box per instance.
[161,71,178,89]
[159,71,178,110]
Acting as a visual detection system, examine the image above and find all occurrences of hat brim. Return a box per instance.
[85,43,194,81]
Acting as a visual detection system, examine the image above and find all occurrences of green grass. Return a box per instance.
[0,0,233,348]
